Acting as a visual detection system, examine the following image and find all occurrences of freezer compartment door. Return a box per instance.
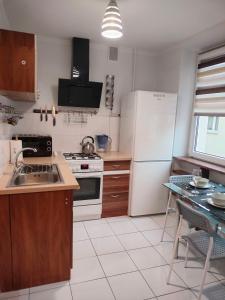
[129,161,171,216]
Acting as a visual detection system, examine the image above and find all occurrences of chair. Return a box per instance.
[167,199,225,300]
[161,175,193,241]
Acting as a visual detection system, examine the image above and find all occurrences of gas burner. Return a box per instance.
[63,152,101,160]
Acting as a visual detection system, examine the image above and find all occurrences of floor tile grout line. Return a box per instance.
[124,247,160,299]
[122,233,195,298]
[88,236,117,300]
[171,256,222,289]
[74,225,225,287]
[73,224,176,260]
[79,219,117,300]
[74,216,178,242]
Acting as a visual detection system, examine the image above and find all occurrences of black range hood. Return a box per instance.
[58,38,103,109]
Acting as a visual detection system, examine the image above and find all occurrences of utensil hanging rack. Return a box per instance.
[33,108,97,125]
[0,102,23,126]
[33,108,97,115]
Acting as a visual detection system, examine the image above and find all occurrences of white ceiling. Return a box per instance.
[2,0,225,51]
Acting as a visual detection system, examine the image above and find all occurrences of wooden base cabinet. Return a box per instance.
[0,190,73,292]
[102,161,130,218]
[0,195,12,292]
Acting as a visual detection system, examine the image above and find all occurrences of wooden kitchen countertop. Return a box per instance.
[0,153,79,195]
[98,151,132,161]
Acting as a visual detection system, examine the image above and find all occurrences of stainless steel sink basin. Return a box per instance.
[8,164,63,187]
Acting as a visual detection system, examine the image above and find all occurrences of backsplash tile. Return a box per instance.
[13,112,120,153]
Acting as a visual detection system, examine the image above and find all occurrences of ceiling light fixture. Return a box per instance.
[101,0,123,39]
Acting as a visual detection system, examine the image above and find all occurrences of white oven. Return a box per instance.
[72,171,103,221]
[63,153,104,222]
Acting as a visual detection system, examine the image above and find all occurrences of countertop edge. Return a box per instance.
[98,152,132,162]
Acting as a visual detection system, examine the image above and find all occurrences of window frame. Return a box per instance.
[189,46,225,166]
[189,114,225,166]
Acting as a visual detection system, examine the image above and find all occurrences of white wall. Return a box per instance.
[0,96,13,175]
[133,50,157,91]
[0,0,10,28]
[12,35,157,154]
[155,47,197,157]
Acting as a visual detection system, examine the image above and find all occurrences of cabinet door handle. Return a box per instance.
[65,197,69,205]
[112,164,120,168]
[111,194,120,198]
[112,176,120,179]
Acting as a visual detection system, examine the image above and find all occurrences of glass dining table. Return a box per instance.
[163,181,225,239]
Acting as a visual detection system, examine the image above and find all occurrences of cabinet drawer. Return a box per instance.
[103,174,129,193]
[103,191,129,204]
[102,192,128,218]
[104,160,130,171]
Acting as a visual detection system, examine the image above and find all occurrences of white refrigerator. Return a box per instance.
[119,91,177,216]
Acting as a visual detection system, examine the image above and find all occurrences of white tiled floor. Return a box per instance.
[1,213,225,300]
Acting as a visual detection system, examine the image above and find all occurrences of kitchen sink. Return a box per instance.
[8,164,63,187]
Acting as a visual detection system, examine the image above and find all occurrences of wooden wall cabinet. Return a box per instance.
[0,29,36,101]
[0,190,73,292]
[102,160,130,218]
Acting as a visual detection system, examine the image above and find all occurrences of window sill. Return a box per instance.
[173,156,225,175]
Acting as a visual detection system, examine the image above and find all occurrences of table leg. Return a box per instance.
[174,197,180,258]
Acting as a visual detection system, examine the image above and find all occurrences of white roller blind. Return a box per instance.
[194,46,225,115]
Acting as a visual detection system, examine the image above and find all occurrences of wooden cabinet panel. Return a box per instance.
[104,160,130,171]
[102,160,131,218]
[0,29,35,101]
[10,190,73,290]
[0,195,12,292]
[103,174,129,193]
[102,192,128,218]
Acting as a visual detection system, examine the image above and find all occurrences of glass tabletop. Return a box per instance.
[163,181,225,235]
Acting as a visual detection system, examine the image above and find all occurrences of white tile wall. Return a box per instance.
[0,96,13,175]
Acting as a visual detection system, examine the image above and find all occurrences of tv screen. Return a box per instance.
[58,79,103,108]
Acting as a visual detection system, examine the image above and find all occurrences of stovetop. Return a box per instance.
[63,152,102,161]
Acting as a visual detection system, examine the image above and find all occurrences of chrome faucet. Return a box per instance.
[15,148,37,169]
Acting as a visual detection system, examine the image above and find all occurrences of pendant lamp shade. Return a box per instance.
[101,0,123,39]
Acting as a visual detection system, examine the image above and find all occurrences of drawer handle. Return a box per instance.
[112,165,120,168]
[112,176,120,179]
[111,194,120,198]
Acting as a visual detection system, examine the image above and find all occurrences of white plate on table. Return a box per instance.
[207,198,225,209]
[189,181,211,189]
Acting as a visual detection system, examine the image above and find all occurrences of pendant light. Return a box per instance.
[101,0,123,39]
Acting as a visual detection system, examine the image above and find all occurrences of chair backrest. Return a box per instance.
[169,175,193,184]
[176,199,216,234]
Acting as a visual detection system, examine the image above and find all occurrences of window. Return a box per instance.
[190,46,225,163]
[194,116,225,158]
[207,116,219,132]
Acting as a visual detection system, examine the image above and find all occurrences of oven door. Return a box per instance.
[73,172,102,206]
